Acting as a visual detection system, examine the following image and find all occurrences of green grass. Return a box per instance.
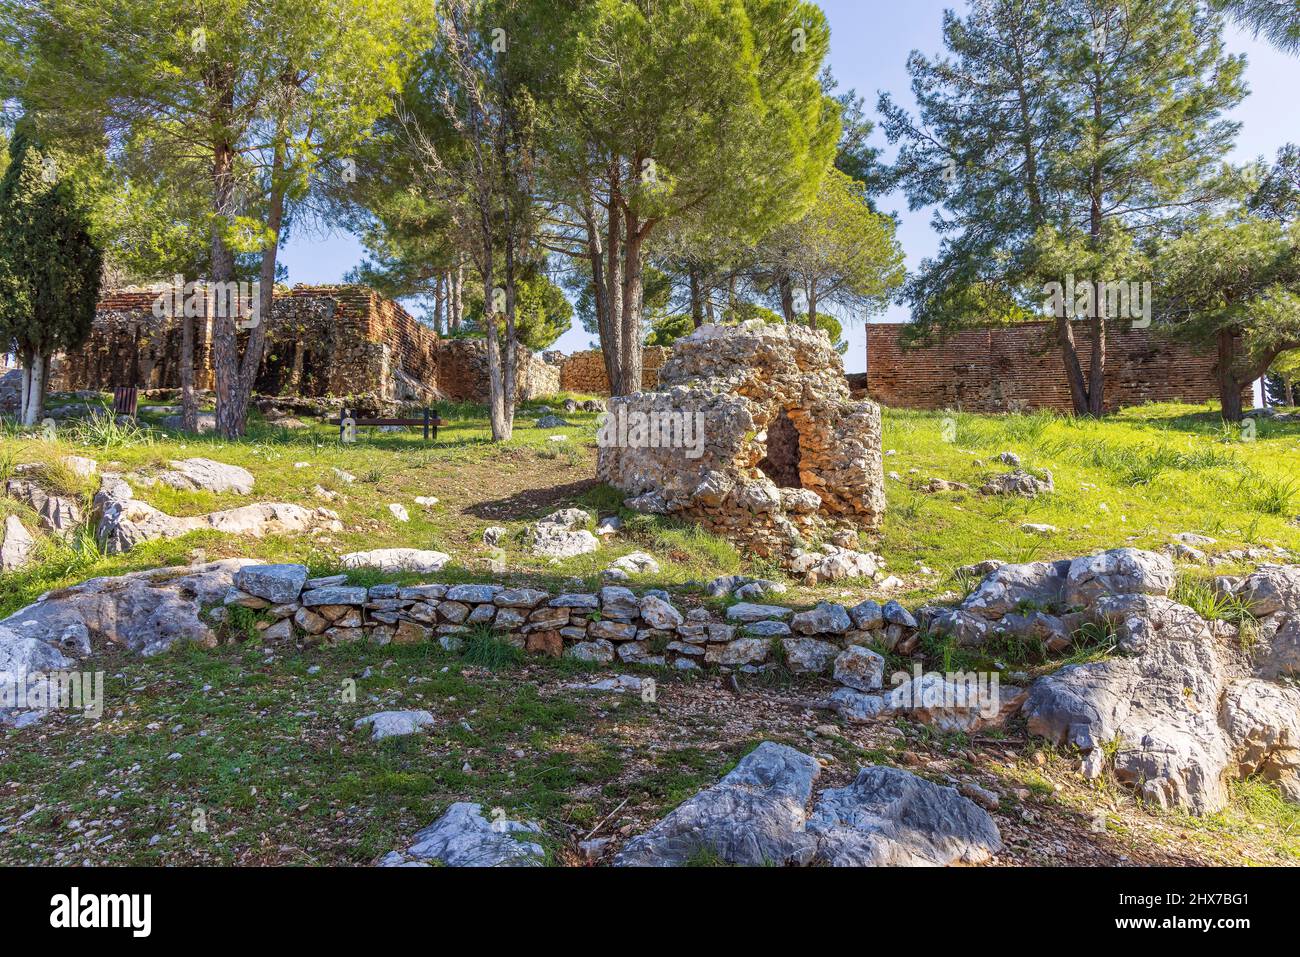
[462,628,525,669]
[3,397,1299,619]
[2,394,1300,865]
[1171,573,1259,648]
[874,401,1300,605]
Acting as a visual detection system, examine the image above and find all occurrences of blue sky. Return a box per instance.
[277,0,1300,373]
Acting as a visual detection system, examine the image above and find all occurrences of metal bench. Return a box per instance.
[332,407,444,441]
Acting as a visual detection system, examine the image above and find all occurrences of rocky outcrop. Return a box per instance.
[926,548,1300,813]
[788,544,883,585]
[0,559,253,660]
[150,458,255,495]
[980,469,1054,497]
[4,479,82,539]
[613,742,822,866]
[597,322,885,562]
[806,766,1003,866]
[1022,595,1235,814]
[0,625,74,684]
[0,515,36,572]
[93,476,341,554]
[941,548,1175,651]
[614,742,1002,867]
[339,549,451,574]
[1233,565,1300,679]
[1220,678,1300,802]
[528,508,599,559]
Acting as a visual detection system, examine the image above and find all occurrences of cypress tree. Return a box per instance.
[0,130,103,426]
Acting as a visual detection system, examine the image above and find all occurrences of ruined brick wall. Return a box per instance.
[558,347,669,394]
[51,286,443,404]
[866,322,1235,412]
[52,285,572,407]
[54,291,220,392]
[309,286,440,402]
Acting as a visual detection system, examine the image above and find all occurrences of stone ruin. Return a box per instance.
[597,322,886,563]
[43,285,560,413]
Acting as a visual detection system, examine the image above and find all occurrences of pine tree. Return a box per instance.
[544,0,840,394]
[1155,214,1300,422]
[0,131,102,426]
[880,0,1246,415]
[1212,0,1300,54]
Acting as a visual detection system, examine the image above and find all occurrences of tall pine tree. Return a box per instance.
[881,0,1246,415]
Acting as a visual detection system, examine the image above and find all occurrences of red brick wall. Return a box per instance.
[866,321,1234,413]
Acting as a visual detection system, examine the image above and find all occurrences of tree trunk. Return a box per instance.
[479,233,509,442]
[21,352,46,427]
[618,212,645,396]
[208,136,241,437]
[18,350,30,425]
[502,274,517,437]
[688,265,704,328]
[777,273,795,323]
[452,263,463,331]
[806,281,818,329]
[433,273,445,335]
[1217,329,1246,424]
[216,138,284,439]
[1085,72,1106,418]
[604,170,625,395]
[581,199,613,375]
[1054,315,1091,415]
[180,315,197,431]
[500,209,518,439]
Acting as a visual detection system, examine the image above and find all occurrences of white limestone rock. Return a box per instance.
[0,515,36,572]
[340,549,451,574]
[807,766,1003,866]
[384,803,544,867]
[354,710,435,741]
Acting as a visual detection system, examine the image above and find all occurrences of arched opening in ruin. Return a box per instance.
[757,407,804,489]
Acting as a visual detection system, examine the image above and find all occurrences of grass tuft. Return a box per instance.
[462,627,525,669]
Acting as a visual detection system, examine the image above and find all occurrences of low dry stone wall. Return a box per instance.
[6,547,1300,819]
[218,563,917,674]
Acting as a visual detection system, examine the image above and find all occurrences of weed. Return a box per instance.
[462,628,524,669]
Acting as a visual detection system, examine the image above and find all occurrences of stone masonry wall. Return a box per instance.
[435,339,560,404]
[558,347,670,395]
[866,322,1235,413]
[51,286,440,404]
